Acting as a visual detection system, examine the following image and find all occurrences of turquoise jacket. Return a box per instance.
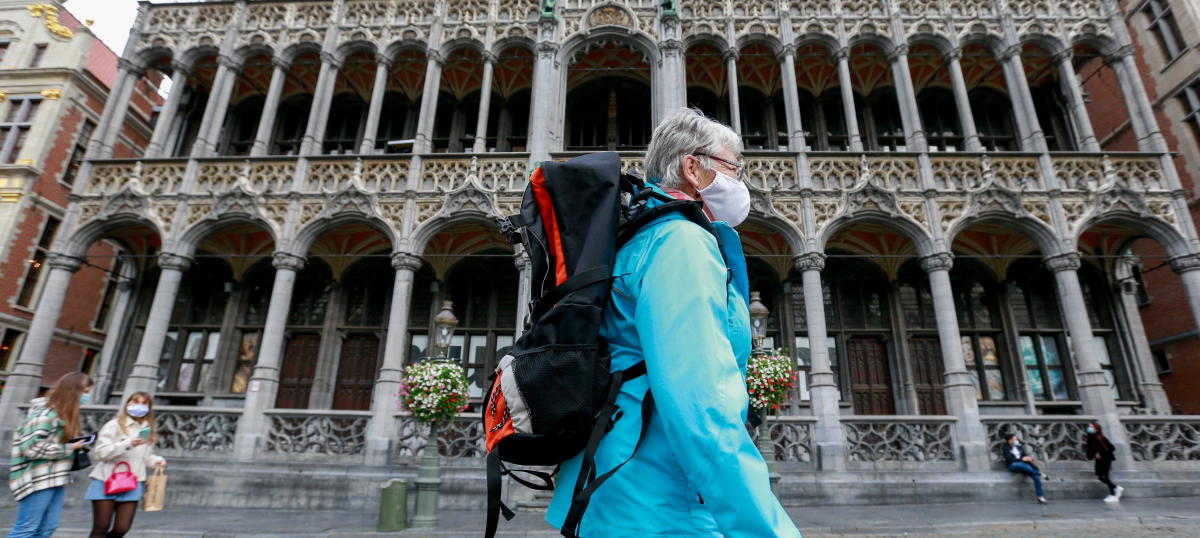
[546,187,801,537]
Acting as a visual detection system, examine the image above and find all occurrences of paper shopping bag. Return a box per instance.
[143,467,167,512]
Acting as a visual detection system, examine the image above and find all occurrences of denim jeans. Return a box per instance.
[1008,461,1044,497]
[8,486,65,538]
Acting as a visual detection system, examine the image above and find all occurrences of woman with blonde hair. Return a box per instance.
[8,372,93,538]
[87,392,165,538]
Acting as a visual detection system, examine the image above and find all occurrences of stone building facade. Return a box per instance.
[0,1,161,398]
[1,0,1199,510]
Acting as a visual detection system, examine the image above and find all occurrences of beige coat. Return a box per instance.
[88,416,165,483]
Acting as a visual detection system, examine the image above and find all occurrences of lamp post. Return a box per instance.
[413,300,458,529]
[749,291,769,351]
[747,291,780,494]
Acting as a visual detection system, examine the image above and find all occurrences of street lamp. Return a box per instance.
[431,300,459,359]
[749,291,769,351]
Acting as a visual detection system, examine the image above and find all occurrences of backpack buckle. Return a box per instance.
[495,216,523,245]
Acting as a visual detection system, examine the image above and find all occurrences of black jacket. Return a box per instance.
[1002,443,1033,466]
[1085,433,1116,461]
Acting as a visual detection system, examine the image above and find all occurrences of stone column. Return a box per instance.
[233,252,305,460]
[360,54,392,155]
[888,44,926,152]
[93,273,136,402]
[658,39,687,117]
[250,58,290,157]
[0,254,82,433]
[779,45,807,151]
[413,50,445,154]
[835,47,863,151]
[514,247,532,334]
[1044,253,1127,445]
[795,253,846,471]
[146,61,191,158]
[365,253,422,465]
[725,48,742,135]
[124,253,194,395]
[202,55,244,156]
[190,57,234,158]
[301,52,342,156]
[528,38,559,162]
[1117,259,1171,413]
[920,253,989,470]
[999,45,1048,152]
[1106,47,1165,152]
[945,48,982,152]
[98,59,144,159]
[1053,50,1100,152]
[1170,254,1200,362]
[471,52,497,154]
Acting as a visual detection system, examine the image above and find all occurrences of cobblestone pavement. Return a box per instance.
[0,497,1196,536]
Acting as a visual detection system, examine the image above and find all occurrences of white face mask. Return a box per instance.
[126,404,150,418]
[697,171,750,226]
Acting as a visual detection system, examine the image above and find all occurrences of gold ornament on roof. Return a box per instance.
[27,4,75,40]
[0,91,7,102]
[40,89,62,99]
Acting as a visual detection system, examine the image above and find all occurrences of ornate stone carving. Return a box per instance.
[794,252,826,272]
[211,179,263,218]
[272,252,306,272]
[442,184,496,217]
[158,253,194,272]
[266,414,367,456]
[1043,252,1081,273]
[844,183,901,217]
[984,420,1090,463]
[587,5,633,29]
[324,180,381,219]
[101,182,150,219]
[28,4,74,39]
[920,252,954,273]
[391,252,423,272]
[1124,419,1200,461]
[844,420,956,463]
[1093,184,1153,217]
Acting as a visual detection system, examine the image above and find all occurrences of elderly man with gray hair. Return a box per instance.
[546,108,801,537]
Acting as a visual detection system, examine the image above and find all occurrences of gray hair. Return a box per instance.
[644,108,742,189]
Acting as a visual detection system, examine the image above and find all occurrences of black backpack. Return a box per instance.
[483,152,714,538]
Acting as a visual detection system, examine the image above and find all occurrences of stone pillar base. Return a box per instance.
[817,441,846,472]
[365,436,392,466]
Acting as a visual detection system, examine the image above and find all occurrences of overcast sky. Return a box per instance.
[65,0,143,54]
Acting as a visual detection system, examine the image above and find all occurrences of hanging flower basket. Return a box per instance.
[746,349,796,411]
[401,359,470,425]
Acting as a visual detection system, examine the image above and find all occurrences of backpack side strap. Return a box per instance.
[529,265,613,322]
[560,362,653,538]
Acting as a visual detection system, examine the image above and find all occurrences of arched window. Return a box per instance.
[431,91,461,152]
[230,259,274,394]
[918,87,962,151]
[863,88,906,151]
[332,256,393,410]
[277,259,333,408]
[950,260,1011,401]
[566,78,652,150]
[272,94,312,155]
[376,91,417,153]
[170,85,208,157]
[969,88,1018,151]
[687,86,727,125]
[1031,83,1078,151]
[324,92,367,154]
[158,255,233,395]
[444,253,518,403]
[1079,263,1132,400]
[1008,258,1072,402]
[823,255,895,414]
[497,89,531,152]
[221,95,264,156]
[897,261,946,415]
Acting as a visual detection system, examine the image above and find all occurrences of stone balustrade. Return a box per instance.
[982,416,1095,464]
[841,416,958,466]
[764,416,817,468]
[262,409,371,460]
[1122,416,1200,463]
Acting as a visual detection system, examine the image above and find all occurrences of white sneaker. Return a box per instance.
[1115,486,1125,499]
[1103,495,1119,503]
[1037,496,1048,504]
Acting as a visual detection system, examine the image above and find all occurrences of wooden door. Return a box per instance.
[332,334,380,410]
[276,332,321,408]
[910,337,947,415]
[848,336,895,415]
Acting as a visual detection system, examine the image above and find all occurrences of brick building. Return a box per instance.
[1083,0,1200,413]
[0,0,161,396]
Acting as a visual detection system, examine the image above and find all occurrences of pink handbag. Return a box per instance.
[104,462,138,495]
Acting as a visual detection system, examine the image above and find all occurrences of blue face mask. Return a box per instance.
[80,393,90,405]
[1087,426,1096,434]
[1013,440,1021,447]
